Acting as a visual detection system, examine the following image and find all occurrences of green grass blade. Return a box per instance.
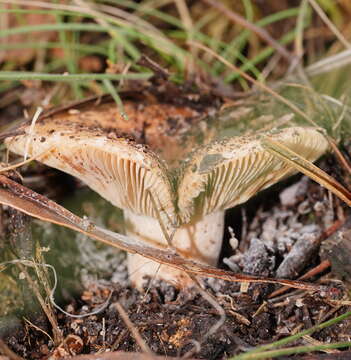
[231,342,351,360]
[102,79,128,120]
[0,42,107,55]
[229,310,351,359]
[0,72,151,81]
[0,23,108,38]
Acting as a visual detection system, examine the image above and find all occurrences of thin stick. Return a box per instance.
[23,107,43,161]
[23,317,54,343]
[261,137,351,206]
[269,260,331,298]
[0,147,54,173]
[183,274,226,358]
[0,175,325,292]
[137,55,169,79]
[137,263,162,314]
[189,41,319,128]
[147,190,175,248]
[114,302,153,356]
[200,0,294,62]
[190,275,226,337]
[16,262,63,345]
[327,137,351,175]
[308,0,351,49]
[0,339,24,360]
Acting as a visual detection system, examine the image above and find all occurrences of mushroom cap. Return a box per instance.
[5,92,329,227]
[177,127,329,222]
[5,92,218,228]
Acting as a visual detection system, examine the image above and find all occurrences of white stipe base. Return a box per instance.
[124,210,225,289]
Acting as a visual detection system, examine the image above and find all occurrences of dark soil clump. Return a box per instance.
[5,279,350,359]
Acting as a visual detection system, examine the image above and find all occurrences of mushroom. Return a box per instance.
[5,92,329,288]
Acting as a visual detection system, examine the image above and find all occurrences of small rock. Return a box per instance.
[243,238,275,276]
[276,229,321,279]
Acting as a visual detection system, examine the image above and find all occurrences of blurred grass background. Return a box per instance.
[1,1,351,358]
[1,0,351,108]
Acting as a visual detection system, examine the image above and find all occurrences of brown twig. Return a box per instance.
[189,41,319,128]
[0,175,325,292]
[323,219,345,238]
[308,0,351,49]
[200,0,294,62]
[23,317,54,343]
[0,339,24,360]
[114,302,153,356]
[137,55,169,79]
[327,138,351,176]
[182,274,226,358]
[269,260,331,298]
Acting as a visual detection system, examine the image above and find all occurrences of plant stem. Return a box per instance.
[0,71,151,81]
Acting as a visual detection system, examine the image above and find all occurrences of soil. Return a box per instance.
[2,153,351,360]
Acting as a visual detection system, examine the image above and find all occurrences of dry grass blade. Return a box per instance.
[0,174,324,291]
[306,48,351,76]
[189,41,319,128]
[200,0,294,62]
[261,137,351,206]
[269,260,331,299]
[15,262,63,345]
[327,138,351,175]
[182,274,226,358]
[0,147,54,173]
[308,0,351,49]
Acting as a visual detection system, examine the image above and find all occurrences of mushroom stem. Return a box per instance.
[124,210,225,288]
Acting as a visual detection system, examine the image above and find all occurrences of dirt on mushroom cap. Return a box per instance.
[4,89,330,226]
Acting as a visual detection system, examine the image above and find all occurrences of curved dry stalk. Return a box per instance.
[0,259,113,321]
[0,339,24,360]
[14,262,63,345]
[261,137,351,206]
[0,147,54,174]
[192,279,225,333]
[189,41,319,128]
[327,138,351,175]
[308,0,351,49]
[200,0,294,62]
[114,302,153,355]
[306,48,351,76]
[0,174,324,292]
